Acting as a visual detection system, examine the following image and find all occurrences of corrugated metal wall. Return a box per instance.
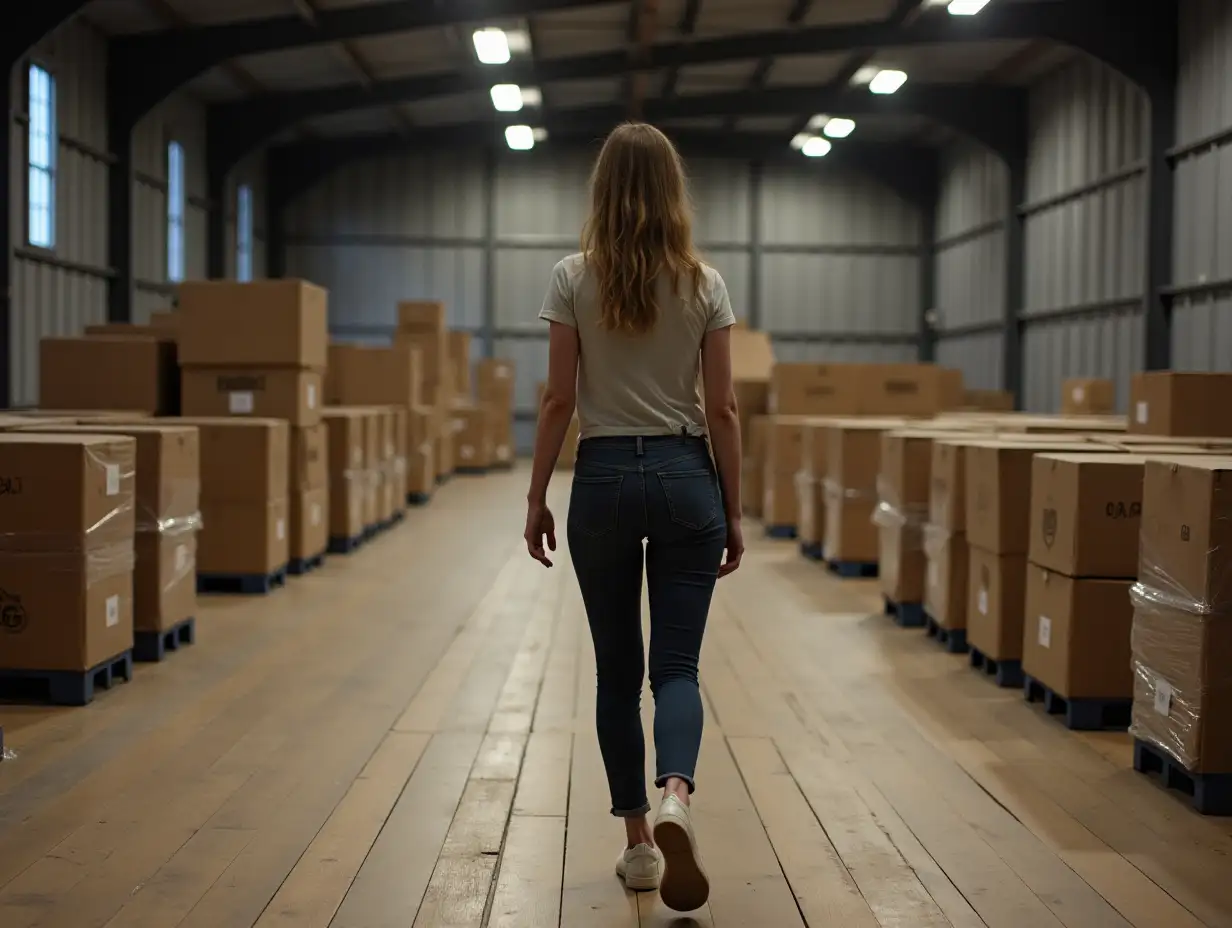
[286,150,923,448]
[6,17,268,404]
[1171,0,1232,371]
[932,140,1007,390]
[1020,57,1148,412]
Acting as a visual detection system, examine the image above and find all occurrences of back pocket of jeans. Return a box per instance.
[569,475,623,538]
[658,469,718,531]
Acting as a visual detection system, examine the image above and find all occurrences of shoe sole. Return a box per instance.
[620,872,660,892]
[654,817,710,912]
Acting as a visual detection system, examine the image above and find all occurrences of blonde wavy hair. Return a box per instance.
[580,123,704,335]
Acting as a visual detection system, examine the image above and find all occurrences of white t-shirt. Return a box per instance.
[539,253,736,441]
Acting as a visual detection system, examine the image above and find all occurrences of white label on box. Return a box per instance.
[978,588,988,615]
[1037,615,1052,648]
[306,383,317,409]
[311,503,321,526]
[175,544,189,574]
[1072,386,1084,403]
[229,391,255,414]
[276,518,286,540]
[105,464,120,496]
[1154,678,1174,716]
[1136,401,1148,424]
[928,561,938,589]
[105,594,120,628]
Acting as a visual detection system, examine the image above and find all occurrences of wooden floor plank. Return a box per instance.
[489,815,566,928]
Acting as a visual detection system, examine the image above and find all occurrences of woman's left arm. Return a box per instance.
[525,321,580,565]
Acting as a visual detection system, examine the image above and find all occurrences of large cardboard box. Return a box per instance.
[18,423,200,635]
[743,415,769,518]
[1022,565,1134,700]
[769,365,863,416]
[322,408,368,541]
[962,389,1015,412]
[861,365,963,417]
[966,546,1028,661]
[1130,372,1232,437]
[1131,601,1232,773]
[823,420,902,562]
[878,430,941,603]
[291,424,329,493]
[1028,452,1144,578]
[398,300,447,334]
[1062,378,1115,415]
[763,416,809,529]
[181,367,322,426]
[730,329,775,383]
[40,335,178,415]
[178,280,328,369]
[454,404,495,471]
[880,524,926,604]
[407,406,436,500]
[361,409,383,527]
[924,529,969,631]
[0,434,137,672]
[290,487,328,563]
[448,332,473,398]
[391,407,409,500]
[327,342,422,411]
[477,359,516,467]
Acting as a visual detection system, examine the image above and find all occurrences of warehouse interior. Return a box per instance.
[4,1,1232,926]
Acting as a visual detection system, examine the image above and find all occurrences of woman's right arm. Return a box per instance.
[701,325,743,532]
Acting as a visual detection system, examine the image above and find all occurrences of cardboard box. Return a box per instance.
[1028,452,1145,578]
[147,310,179,334]
[796,473,823,548]
[924,530,969,631]
[929,439,969,534]
[769,365,863,416]
[0,434,137,672]
[961,389,1015,412]
[40,335,178,415]
[391,407,409,499]
[880,524,926,604]
[398,300,447,334]
[1131,601,1232,773]
[477,358,515,407]
[407,407,436,501]
[181,367,322,427]
[454,404,495,470]
[1022,564,1134,700]
[1138,456,1232,607]
[879,430,938,514]
[448,332,473,398]
[1062,378,1115,415]
[1130,372,1232,437]
[173,418,289,504]
[730,329,775,382]
[743,415,769,518]
[197,497,289,576]
[966,545,1027,661]
[763,416,809,528]
[134,532,196,635]
[291,424,329,493]
[178,280,328,370]
[290,487,328,562]
[361,410,383,527]
[824,420,901,562]
[861,365,963,417]
[964,440,1110,555]
[734,380,770,449]
[323,408,368,539]
[326,342,422,411]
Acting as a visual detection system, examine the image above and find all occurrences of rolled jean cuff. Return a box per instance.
[611,801,652,818]
[655,773,696,794]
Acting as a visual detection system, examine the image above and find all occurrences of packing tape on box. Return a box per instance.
[1135,531,1231,616]
[133,478,202,535]
[921,522,952,560]
[871,475,928,547]
[820,478,872,502]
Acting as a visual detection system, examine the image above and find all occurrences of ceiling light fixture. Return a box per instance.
[801,137,832,158]
[868,69,908,94]
[490,84,525,112]
[948,0,991,14]
[822,117,856,139]
[473,28,511,65]
[505,125,536,150]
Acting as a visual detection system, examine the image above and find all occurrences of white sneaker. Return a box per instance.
[615,843,662,891]
[653,794,710,911]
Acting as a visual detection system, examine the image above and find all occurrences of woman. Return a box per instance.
[524,122,744,913]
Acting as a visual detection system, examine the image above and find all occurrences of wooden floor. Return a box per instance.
[2,467,1232,928]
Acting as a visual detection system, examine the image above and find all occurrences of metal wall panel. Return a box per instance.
[1019,56,1147,411]
[9,19,111,404]
[225,150,268,280]
[770,341,917,364]
[937,331,1003,390]
[1171,0,1232,369]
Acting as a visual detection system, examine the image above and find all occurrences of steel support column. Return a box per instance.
[919,191,937,363]
[482,148,498,358]
[206,157,228,279]
[1,64,13,406]
[747,160,763,329]
[1003,155,1026,406]
[266,156,287,279]
[1144,81,1177,371]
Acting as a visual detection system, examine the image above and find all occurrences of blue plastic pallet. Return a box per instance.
[828,559,879,579]
[456,466,488,476]
[800,542,824,561]
[969,646,1023,688]
[134,617,196,663]
[884,598,927,628]
[1022,675,1131,731]
[287,552,326,576]
[925,616,969,654]
[407,492,431,506]
[0,650,133,706]
[765,524,797,540]
[1133,739,1232,816]
[328,533,365,555]
[0,726,4,760]
[197,566,288,596]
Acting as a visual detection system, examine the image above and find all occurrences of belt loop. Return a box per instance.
[636,437,644,457]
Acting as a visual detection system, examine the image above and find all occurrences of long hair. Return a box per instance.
[580,123,704,335]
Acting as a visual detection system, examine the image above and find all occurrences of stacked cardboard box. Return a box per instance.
[1020,452,1143,716]
[795,421,828,557]
[1130,372,1232,437]
[769,363,962,417]
[924,439,973,640]
[743,415,769,518]
[823,420,905,564]
[178,280,327,428]
[762,416,807,534]
[0,434,137,694]
[322,408,369,546]
[395,302,453,479]
[407,407,436,502]
[179,418,290,580]
[1129,456,1232,799]
[18,423,201,649]
[1061,378,1115,415]
[453,404,495,472]
[877,429,944,607]
[477,359,516,467]
[40,328,178,415]
[290,420,329,568]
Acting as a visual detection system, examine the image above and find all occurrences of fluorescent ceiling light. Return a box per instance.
[532,127,549,142]
[801,136,832,158]
[520,86,543,107]
[869,69,908,94]
[948,0,991,13]
[790,132,812,151]
[473,28,510,65]
[505,125,535,150]
[850,65,880,86]
[822,117,856,139]
[490,84,524,112]
[505,29,531,53]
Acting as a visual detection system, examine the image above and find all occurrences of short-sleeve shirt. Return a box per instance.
[539,253,736,441]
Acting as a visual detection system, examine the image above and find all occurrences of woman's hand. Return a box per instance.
[719,517,744,578]
[524,502,557,568]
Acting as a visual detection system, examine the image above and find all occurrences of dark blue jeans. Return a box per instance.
[567,435,727,818]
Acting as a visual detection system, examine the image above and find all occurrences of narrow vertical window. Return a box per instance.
[27,64,57,249]
[237,184,253,282]
[167,141,186,282]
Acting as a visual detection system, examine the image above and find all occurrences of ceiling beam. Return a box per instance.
[661,0,702,98]
[2,1,89,63]
[626,0,662,119]
[138,0,270,97]
[731,0,813,129]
